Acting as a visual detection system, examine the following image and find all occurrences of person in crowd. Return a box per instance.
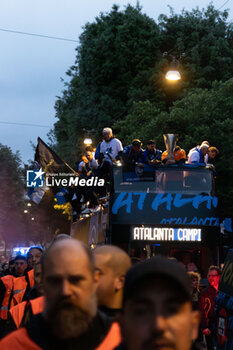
[78,150,98,176]
[72,150,99,217]
[122,139,145,171]
[94,245,131,318]
[0,273,15,338]
[85,145,96,159]
[27,246,43,270]
[96,128,123,204]
[0,249,42,322]
[115,256,200,350]
[0,263,9,277]
[188,143,209,164]
[188,272,201,310]
[162,145,186,164]
[143,140,162,166]
[99,127,123,165]
[14,255,28,277]
[205,147,219,164]
[94,142,101,163]
[199,265,221,350]
[180,252,199,272]
[0,256,6,265]
[0,239,121,349]
[8,259,15,276]
[75,150,100,215]
[5,262,44,334]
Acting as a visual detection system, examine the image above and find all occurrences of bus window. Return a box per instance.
[113,166,214,195]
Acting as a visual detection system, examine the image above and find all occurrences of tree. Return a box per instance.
[115,79,233,217]
[0,144,26,245]
[53,4,233,166]
[158,5,233,89]
[53,4,162,163]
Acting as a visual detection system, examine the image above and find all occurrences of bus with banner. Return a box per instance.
[109,135,221,274]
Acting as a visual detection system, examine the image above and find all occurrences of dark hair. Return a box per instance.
[14,255,27,262]
[208,265,221,275]
[132,139,142,147]
[147,140,155,145]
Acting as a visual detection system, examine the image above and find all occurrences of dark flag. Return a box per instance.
[35,137,75,174]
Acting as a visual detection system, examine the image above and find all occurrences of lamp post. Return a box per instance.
[82,128,95,148]
[163,52,185,82]
[83,138,93,146]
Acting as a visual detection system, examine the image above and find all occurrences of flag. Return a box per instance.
[55,188,70,205]
[35,137,74,174]
[27,160,49,204]
[27,186,48,204]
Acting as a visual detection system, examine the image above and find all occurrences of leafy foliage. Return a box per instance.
[53,4,233,164]
[52,4,233,218]
[0,145,26,244]
[115,79,233,216]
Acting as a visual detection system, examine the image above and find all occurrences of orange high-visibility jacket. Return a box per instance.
[9,296,44,329]
[96,322,121,350]
[0,320,122,350]
[0,275,14,320]
[10,269,35,308]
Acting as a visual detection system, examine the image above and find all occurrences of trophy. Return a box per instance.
[163,134,178,164]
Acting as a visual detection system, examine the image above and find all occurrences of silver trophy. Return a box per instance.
[163,134,178,164]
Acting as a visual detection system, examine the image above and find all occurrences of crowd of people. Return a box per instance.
[0,239,225,350]
[72,128,219,218]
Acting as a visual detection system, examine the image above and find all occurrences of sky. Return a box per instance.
[0,0,232,164]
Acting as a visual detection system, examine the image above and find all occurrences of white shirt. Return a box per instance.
[187,147,202,163]
[100,138,123,163]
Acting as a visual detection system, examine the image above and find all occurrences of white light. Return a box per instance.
[133,227,201,242]
[24,210,28,214]
[84,138,92,145]
[27,203,32,207]
[165,70,181,81]
[13,247,30,255]
[31,217,35,221]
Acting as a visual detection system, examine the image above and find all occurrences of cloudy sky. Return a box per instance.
[0,0,232,164]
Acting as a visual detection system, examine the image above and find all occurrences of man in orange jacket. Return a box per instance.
[0,239,121,349]
[5,262,44,334]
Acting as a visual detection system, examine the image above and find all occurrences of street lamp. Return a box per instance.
[24,210,29,214]
[165,57,181,81]
[83,138,93,146]
[165,69,181,81]
[163,53,184,82]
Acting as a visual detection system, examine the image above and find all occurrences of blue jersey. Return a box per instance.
[144,148,162,164]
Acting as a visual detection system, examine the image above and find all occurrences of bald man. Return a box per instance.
[94,245,132,317]
[0,239,119,349]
